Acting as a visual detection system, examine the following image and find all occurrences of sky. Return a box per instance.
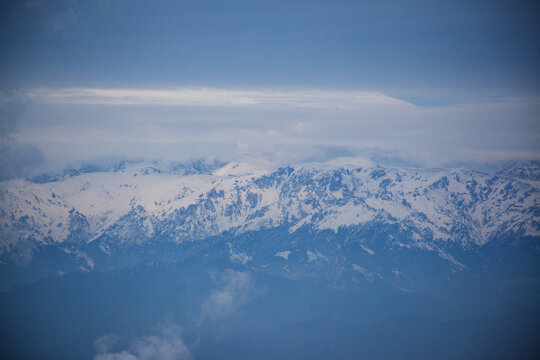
[1,0,539,178]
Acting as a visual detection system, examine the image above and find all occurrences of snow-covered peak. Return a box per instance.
[292,156,375,173]
[497,161,540,182]
[213,161,273,177]
[322,156,375,169]
[29,158,229,184]
[1,161,538,259]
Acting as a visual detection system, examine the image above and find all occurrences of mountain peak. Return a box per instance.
[496,161,540,181]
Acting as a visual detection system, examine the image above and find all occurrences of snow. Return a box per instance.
[306,251,318,262]
[352,264,380,282]
[306,250,328,263]
[360,245,375,255]
[275,250,291,260]
[213,162,271,177]
[0,159,538,258]
[227,243,252,264]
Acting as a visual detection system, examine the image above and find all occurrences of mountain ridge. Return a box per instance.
[0,159,538,290]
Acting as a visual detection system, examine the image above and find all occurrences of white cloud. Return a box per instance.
[10,88,540,172]
[91,271,257,360]
[201,270,255,321]
[28,88,412,109]
[324,156,375,168]
[94,322,191,360]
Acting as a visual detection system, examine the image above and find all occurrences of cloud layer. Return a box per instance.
[3,87,539,174]
[0,90,44,179]
[28,88,411,108]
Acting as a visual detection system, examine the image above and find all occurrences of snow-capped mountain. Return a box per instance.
[496,161,540,182]
[0,159,539,289]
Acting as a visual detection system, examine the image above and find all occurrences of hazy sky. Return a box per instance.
[1,0,539,177]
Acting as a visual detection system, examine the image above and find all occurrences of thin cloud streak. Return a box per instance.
[28,88,413,109]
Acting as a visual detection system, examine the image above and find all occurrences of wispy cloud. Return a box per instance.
[92,270,257,360]
[201,270,255,321]
[28,88,413,109]
[0,90,44,179]
[94,322,191,360]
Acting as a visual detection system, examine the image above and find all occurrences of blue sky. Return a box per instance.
[2,0,539,101]
[1,0,539,177]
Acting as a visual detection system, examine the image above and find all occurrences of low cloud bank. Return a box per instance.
[94,322,191,360]
[4,88,539,175]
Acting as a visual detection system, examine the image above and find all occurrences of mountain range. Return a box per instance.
[1,159,538,291]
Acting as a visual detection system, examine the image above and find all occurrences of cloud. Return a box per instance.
[28,88,412,109]
[94,334,121,355]
[94,322,191,360]
[324,156,375,168]
[7,88,540,174]
[201,270,255,321]
[237,141,356,164]
[92,271,256,360]
[0,89,44,180]
[0,138,44,180]
[0,90,28,135]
